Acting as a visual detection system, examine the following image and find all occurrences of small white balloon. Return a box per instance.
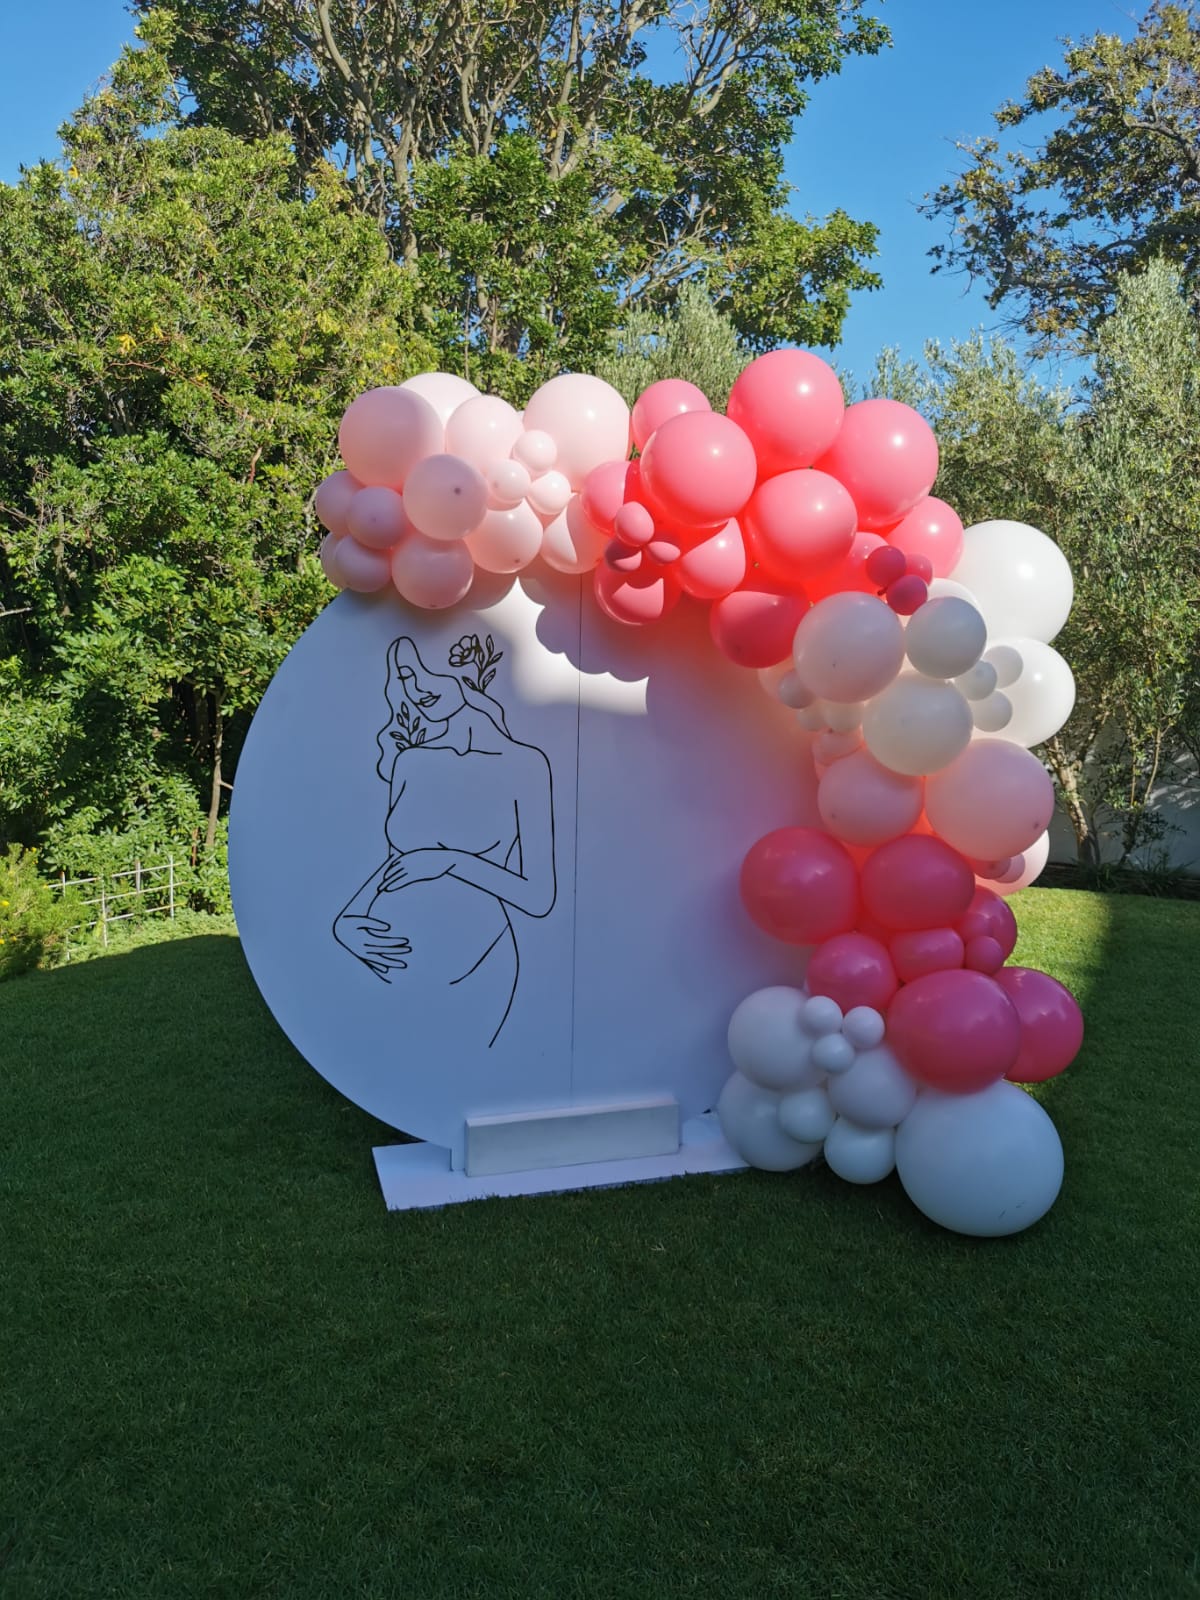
[952,520,1074,643]
[984,643,1023,689]
[718,1072,823,1172]
[814,728,863,767]
[862,672,974,777]
[986,635,1076,749]
[802,995,844,1037]
[792,592,906,703]
[778,1085,836,1144]
[972,691,1014,733]
[778,670,815,709]
[727,986,820,1092]
[842,1006,886,1050]
[955,660,998,702]
[824,1119,896,1184]
[903,596,988,679]
[827,1044,918,1129]
[927,577,981,608]
[812,1032,856,1076]
[796,705,827,733]
[817,698,866,734]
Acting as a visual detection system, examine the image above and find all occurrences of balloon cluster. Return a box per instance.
[315,350,1084,1237]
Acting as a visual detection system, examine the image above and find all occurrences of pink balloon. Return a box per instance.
[526,469,572,520]
[887,969,1022,1093]
[884,495,964,578]
[338,387,443,488]
[964,935,1005,974]
[890,926,965,983]
[726,349,845,477]
[402,453,489,542]
[593,560,680,626]
[925,740,1056,862]
[740,827,859,946]
[817,750,924,847]
[614,502,656,548]
[631,379,711,452]
[861,834,975,932]
[639,412,757,528]
[318,532,343,584]
[347,485,410,550]
[976,830,1051,898]
[522,374,631,489]
[540,495,609,575]
[996,966,1085,1083]
[814,398,939,531]
[743,469,857,581]
[389,531,474,609]
[807,932,898,1012]
[580,459,631,533]
[399,371,478,425]
[486,458,532,509]
[445,395,523,472]
[314,469,360,535]
[709,587,809,670]
[328,535,391,593]
[678,519,747,600]
[805,532,889,601]
[512,428,558,474]
[466,502,544,573]
[957,888,1018,961]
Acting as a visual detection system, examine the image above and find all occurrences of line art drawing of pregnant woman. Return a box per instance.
[333,633,556,1050]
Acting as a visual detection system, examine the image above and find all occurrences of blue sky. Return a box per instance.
[0,0,1136,385]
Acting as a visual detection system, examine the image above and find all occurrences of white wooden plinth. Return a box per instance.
[373,1112,748,1212]
[464,1097,680,1176]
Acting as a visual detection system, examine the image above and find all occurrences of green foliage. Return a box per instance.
[594,281,752,409]
[0,847,82,981]
[922,2,1200,348]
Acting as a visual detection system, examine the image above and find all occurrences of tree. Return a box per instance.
[594,281,751,409]
[133,0,888,394]
[921,3,1200,349]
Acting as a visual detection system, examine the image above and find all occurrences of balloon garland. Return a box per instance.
[314,352,1083,1238]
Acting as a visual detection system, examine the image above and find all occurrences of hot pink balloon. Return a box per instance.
[541,495,609,575]
[740,827,859,946]
[631,379,711,452]
[964,935,1005,974]
[814,398,939,531]
[639,411,758,528]
[678,519,747,600]
[957,887,1018,962]
[861,834,975,932]
[328,535,391,593]
[389,531,474,609]
[726,349,845,477]
[522,374,631,489]
[346,486,410,551]
[445,395,523,472]
[887,969,1022,1093]
[466,502,544,574]
[338,387,443,488]
[816,749,924,847]
[593,560,681,626]
[743,469,857,581]
[614,502,656,548]
[806,932,898,1013]
[890,926,965,983]
[314,469,360,535]
[580,459,631,533]
[885,495,964,578]
[709,586,809,670]
[996,967,1085,1083]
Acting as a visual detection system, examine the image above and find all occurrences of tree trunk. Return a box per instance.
[205,693,224,853]
[1044,736,1099,867]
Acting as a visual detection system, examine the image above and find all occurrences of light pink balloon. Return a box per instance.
[541,495,610,574]
[512,428,558,474]
[399,371,478,425]
[402,453,489,542]
[726,349,845,477]
[486,457,532,509]
[631,378,712,452]
[885,495,964,578]
[678,519,747,600]
[346,486,410,550]
[815,398,939,531]
[338,387,443,488]
[594,560,681,626]
[329,535,391,593]
[976,829,1051,897]
[925,739,1056,861]
[522,374,631,489]
[526,468,572,520]
[466,501,545,573]
[639,411,758,528]
[389,531,474,609]
[445,395,523,472]
[318,532,343,584]
[792,592,906,703]
[817,749,924,846]
[314,469,360,535]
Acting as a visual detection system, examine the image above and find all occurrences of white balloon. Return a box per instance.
[985,643,1023,689]
[895,1082,1063,1236]
[862,672,974,777]
[817,698,866,733]
[802,994,843,1037]
[792,592,906,703]
[812,1032,856,1076]
[842,1006,886,1051]
[778,1085,836,1144]
[717,1072,823,1171]
[976,829,1050,896]
[903,597,987,679]
[972,691,1013,733]
[727,986,819,1092]
[927,577,980,608]
[824,1119,896,1184]
[778,670,814,709]
[952,520,1074,644]
[796,705,828,732]
[827,1044,918,1129]
[986,635,1076,748]
[955,660,998,702]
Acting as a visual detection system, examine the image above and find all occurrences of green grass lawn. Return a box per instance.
[3,888,1199,1600]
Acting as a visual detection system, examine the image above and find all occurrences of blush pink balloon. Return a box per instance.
[580,459,631,533]
[631,378,712,452]
[314,469,360,535]
[709,587,810,670]
[522,374,631,488]
[328,535,391,593]
[466,502,544,573]
[889,926,966,983]
[346,486,410,550]
[445,395,523,471]
[743,469,857,581]
[512,428,558,474]
[861,834,975,932]
[389,531,474,609]
[639,411,758,528]
[593,560,681,626]
[884,495,964,578]
[318,532,343,584]
[957,887,1018,961]
[804,532,889,601]
[726,349,845,477]
[541,495,610,575]
[399,371,478,425]
[814,398,939,531]
[816,749,924,847]
[740,827,859,946]
[338,387,443,488]
[402,453,489,542]
[925,740,1056,862]
[996,966,1085,1083]
[526,469,572,520]
[806,932,898,1013]
[486,457,532,509]
[678,519,747,600]
[887,969,1022,1093]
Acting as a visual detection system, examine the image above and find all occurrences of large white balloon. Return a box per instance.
[823,1119,896,1184]
[951,520,1074,644]
[827,1044,918,1129]
[895,1082,1064,1236]
[862,672,974,776]
[727,986,820,1092]
[718,1072,823,1171]
[985,636,1077,749]
[792,592,906,703]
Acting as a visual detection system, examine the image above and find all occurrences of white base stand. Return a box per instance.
[373,1111,748,1212]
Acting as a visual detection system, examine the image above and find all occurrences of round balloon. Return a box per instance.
[886,969,1021,1092]
[726,348,845,477]
[827,1043,918,1129]
[717,1071,823,1171]
[814,398,939,531]
[984,636,1077,749]
[951,521,1073,644]
[924,740,1056,862]
[824,1119,896,1184]
[995,966,1085,1083]
[740,827,859,946]
[862,672,974,777]
[727,986,821,1092]
[521,374,631,488]
[792,592,906,703]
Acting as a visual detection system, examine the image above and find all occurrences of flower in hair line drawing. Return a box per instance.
[448,633,503,694]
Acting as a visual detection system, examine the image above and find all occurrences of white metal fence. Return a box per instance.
[50,857,176,947]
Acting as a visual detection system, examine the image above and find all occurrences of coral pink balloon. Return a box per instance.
[743,469,857,581]
[639,411,758,528]
[678,519,747,600]
[861,834,975,932]
[740,827,859,946]
[631,378,711,452]
[614,502,656,548]
[399,371,478,425]
[887,969,1022,1093]
[710,587,809,670]
[526,469,572,520]
[957,887,1018,961]
[805,532,888,601]
[885,495,964,578]
[328,535,391,593]
[593,560,681,626]
[466,501,544,573]
[890,927,965,983]
[522,374,631,488]
[389,531,474,609]
[402,453,489,542]
[346,486,410,551]
[512,428,557,474]
[996,967,1085,1083]
[339,387,443,488]
[580,459,631,532]
[925,739,1056,862]
[445,396,523,472]
[807,932,898,1013]
[817,749,924,847]
[814,398,939,531]
[726,349,845,477]
[314,469,360,535]
[541,496,609,574]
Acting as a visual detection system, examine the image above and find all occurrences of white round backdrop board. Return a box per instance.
[229,570,820,1166]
